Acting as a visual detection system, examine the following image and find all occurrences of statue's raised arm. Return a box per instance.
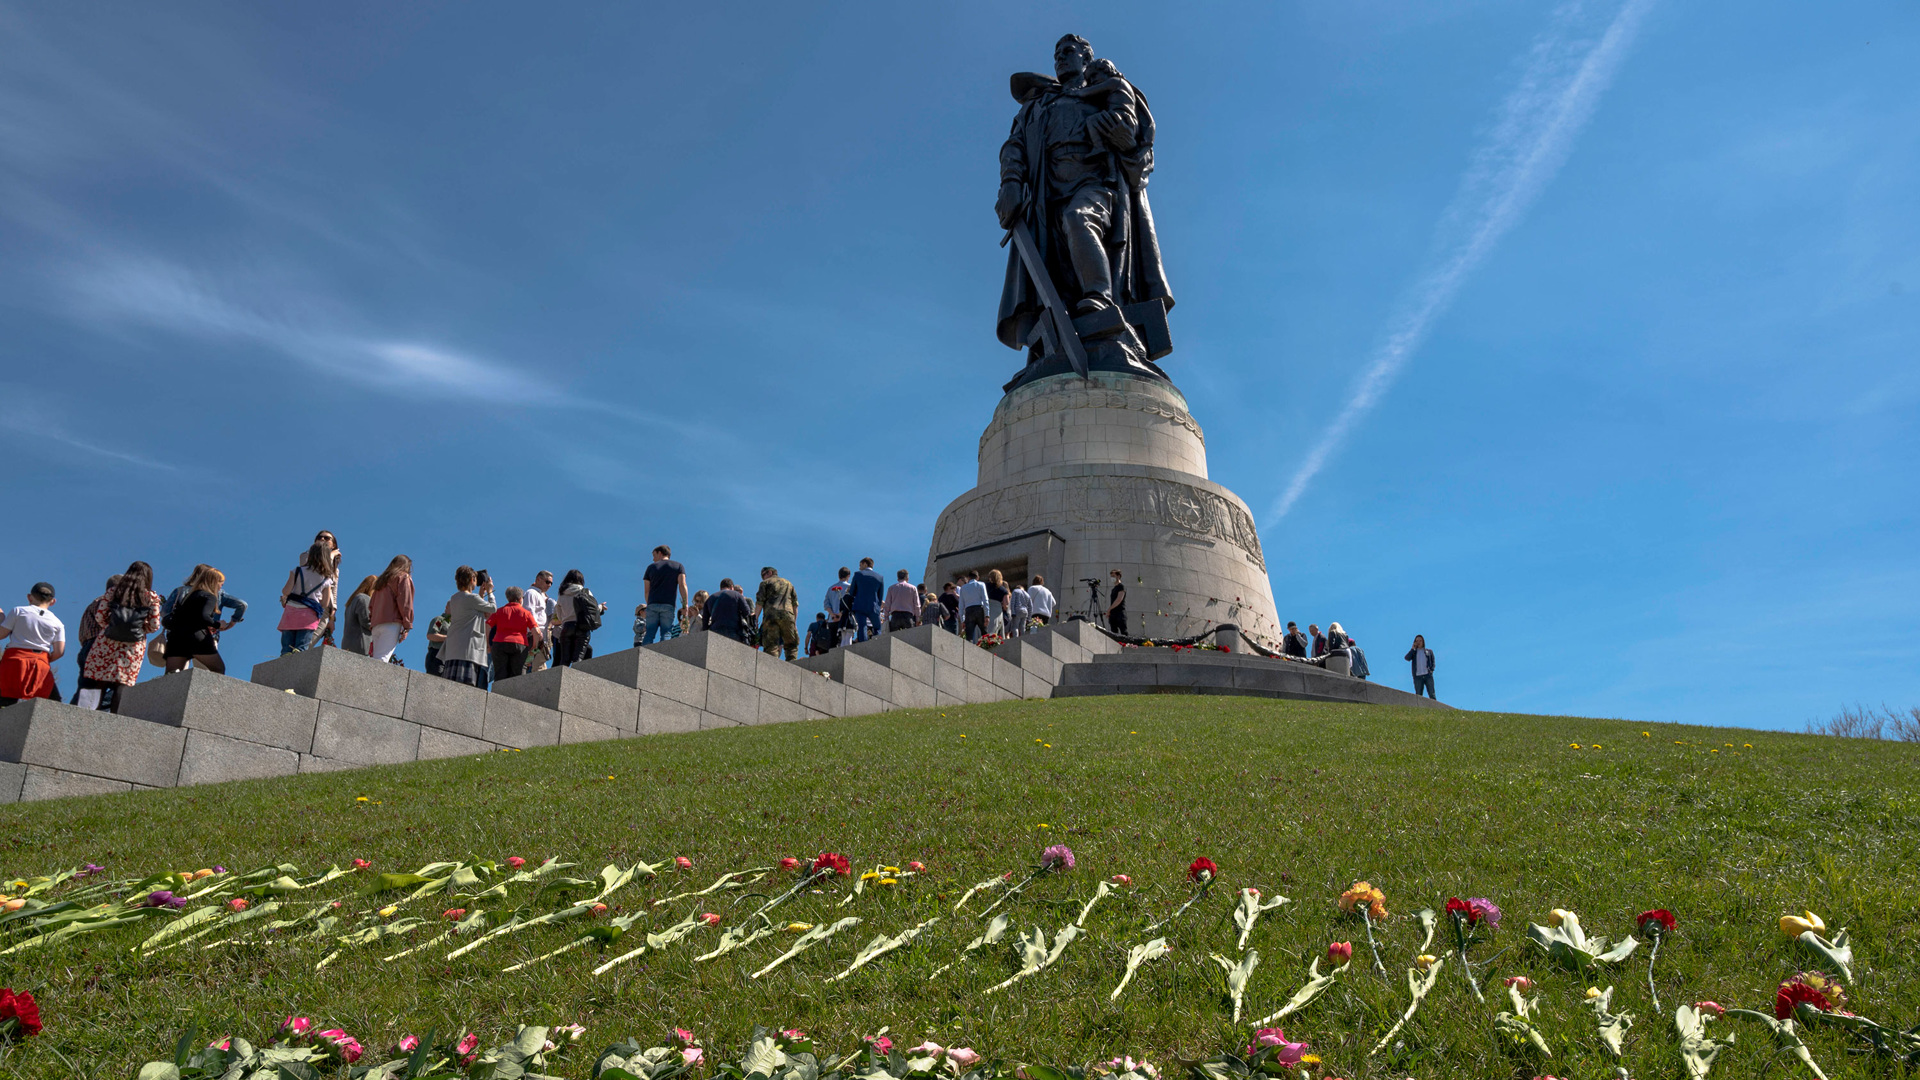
[995,34,1175,390]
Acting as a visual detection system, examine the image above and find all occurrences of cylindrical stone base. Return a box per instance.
[925,371,1281,647]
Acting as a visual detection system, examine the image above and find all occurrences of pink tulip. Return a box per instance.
[908,861,927,872]
[227,898,249,912]
[779,857,801,871]
[279,1016,313,1038]
[1327,941,1353,963]
[351,858,371,870]
[674,1027,697,1045]
[699,912,721,926]
[675,856,693,871]
[208,1038,233,1050]
[505,856,526,869]
[681,1047,704,1066]
[589,903,609,915]
[907,1041,945,1056]
[398,1035,420,1052]
[949,1048,982,1069]
[456,1032,480,1063]
[866,1035,893,1054]
[1111,874,1132,885]
[780,1029,810,1041]
[1504,976,1535,990]
[316,1029,363,1063]
[1695,1000,1726,1015]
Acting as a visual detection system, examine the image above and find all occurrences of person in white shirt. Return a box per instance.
[956,571,991,642]
[884,570,922,632]
[1027,575,1057,626]
[0,582,66,705]
[522,570,556,672]
[823,567,853,646]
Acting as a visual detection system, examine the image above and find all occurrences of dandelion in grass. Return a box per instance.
[1338,881,1390,977]
[1637,908,1676,1011]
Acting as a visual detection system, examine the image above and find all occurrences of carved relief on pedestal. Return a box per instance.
[934,474,1266,571]
[981,384,1206,453]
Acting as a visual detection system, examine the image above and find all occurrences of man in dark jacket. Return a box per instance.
[846,558,887,643]
[1405,635,1436,698]
[702,580,752,642]
[1282,621,1309,658]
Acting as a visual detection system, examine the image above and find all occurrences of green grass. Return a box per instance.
[2,696,1918,1079]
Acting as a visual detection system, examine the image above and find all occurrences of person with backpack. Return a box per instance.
[701,579,752,642]
[339,576,377,654]
[555,569,603,667]
[437,565,497,687]
[276,542,337,655]
[368,555,415,662]
[306,529,343,646]
[162,566,229,674]
[77,561,161,712]
[160,564,246,654]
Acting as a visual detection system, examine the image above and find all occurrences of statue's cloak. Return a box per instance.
[995,72,1175,353]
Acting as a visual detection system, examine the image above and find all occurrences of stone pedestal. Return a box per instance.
[925,371,1281,647]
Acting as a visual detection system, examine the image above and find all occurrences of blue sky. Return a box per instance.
[1,2,1913,731]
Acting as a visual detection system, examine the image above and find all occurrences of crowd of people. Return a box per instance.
[0,530,1440,710]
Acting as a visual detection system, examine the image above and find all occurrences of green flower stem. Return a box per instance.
[979,866,1049,918]
[1145,877,1213,934]
[1361,906,1388,978]
[1645,931,1663,1014]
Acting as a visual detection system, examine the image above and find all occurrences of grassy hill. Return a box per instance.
[1,695,1915,1079]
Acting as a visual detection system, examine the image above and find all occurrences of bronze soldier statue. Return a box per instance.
[996,34,1175,387]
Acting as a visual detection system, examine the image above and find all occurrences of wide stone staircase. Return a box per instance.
[0,622,1441,803]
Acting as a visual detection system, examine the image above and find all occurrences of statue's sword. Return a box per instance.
[1002,222,1089,378]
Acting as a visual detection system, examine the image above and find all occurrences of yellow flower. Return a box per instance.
[861,871,884,881]
[1570,743,1582,749]
[1780,911,1826,937]
[1744,743,1752,748]
[1037,823,1049,828]
[1415,954,1437,969]
[787,922,813,932]
[1043,743,1052,748]
[1300,1055,1320,1065]
[378,904,398,917]
[1641,731,1651,737]
[1710,749,1720,754]
[1585,986,1603,999]
[1548,908,1575,927]
[879,878,898,886]
[882,866,900,874]
[1725,743,1735,748]
[1591,744,1602,750]
[355,796,370,802]
[1674,740,1684,745]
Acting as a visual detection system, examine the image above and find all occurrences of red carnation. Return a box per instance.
[1776,973,1846,1020]
[1637,909,1677,936]
[1446,897,1471,919]
[812,852,851,876]
[0,987,43,1038]
[1187,857,1218,883]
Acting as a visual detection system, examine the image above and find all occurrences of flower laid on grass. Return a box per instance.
[984,924,1084,994]
[504,856,526,869]
[0,988,42,1040]
[1233,886,1291,949]
[314,1028,364,1064]
[1109,937,1171,1001]
[143,889,187,909]
[1372,952,1445,1057]
[1243,1026,1309,1067]
[1495,974,1552,1057]
[980,845,1074,918]
[1779,911,1853,982]
[1338,881,1390,977]
[226,898,249,912]
[674,856,694,871]
[1446,896,1499,999]
[351,858,372,870]
[779,857,801,872]
[1111,874,1132,886]
[1584,985,1635,1062]
[1775,972,1847,1019]
[1637,907,1676,1012]
[1528,908,1639,972]
[1676,1002,1736,1079]
[1144,857,1220,934]
[1211,949,1261,1023]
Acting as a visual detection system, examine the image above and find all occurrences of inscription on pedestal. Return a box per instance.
[935,474,1266,572]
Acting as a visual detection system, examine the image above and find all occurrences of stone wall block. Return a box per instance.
[0,761,23,803]
[932,659,968,701]
[758,692,809,726]
[0,699,185,788]
[886,624,970,666]
[21,766,133,801]
[576,649,708,709]
[638,692,703,735]
[848,636,936,686]
[419,728,496,760]
[401,671,489,739]
[493,667,638,731]
[699,710,740,730]
[794,651,893,703]
[177,730,301,787]
[797,673,845,718]
[121,668,319,753]
[298,754,358,774]
[645,631,760,684]
[753,653,804,703]
[890,673,936,710]
[988,655,1028,695]
[482,694,562,749]
[704,673,760,725]
[250,647,411,718]
[842,687,885,717]
[1022,670,1053,699]
[311,703,422,765]
[959,640,995,678]
[962,672,1002,704]
[993,640,1064,685]
[560,714,621,744]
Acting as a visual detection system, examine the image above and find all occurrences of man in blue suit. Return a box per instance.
[847,558,887,643]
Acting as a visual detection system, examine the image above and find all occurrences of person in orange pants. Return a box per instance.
[0,582,65,706]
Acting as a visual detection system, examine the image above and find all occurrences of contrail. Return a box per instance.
[1267,0,1655,521]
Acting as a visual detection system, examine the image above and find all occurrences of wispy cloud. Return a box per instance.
[1268,0,1656,521]
[0,398,178,472]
